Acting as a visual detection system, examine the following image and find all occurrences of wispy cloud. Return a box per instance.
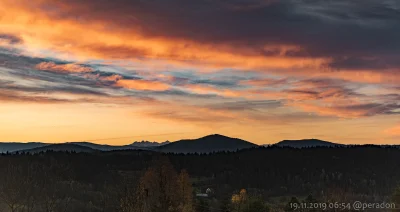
[36,62,94,73]
[0,33,22,45]
[291,102,399,118]
[115,79,170,91]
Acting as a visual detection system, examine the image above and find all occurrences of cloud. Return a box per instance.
[206,100,282,112]
[328,56,400,71]
[3,49,398,120]
[182,84,242,97]
[240,78,289,87]
[30,0,398,57]
[0,5,399,121]
[0,90,68,104]
[0,82,108,97]
[1,0,400,144]
[285,87,361,103]
[36,62,94,73]
[1,0,399,85]
[0,34,22,44]
[293,78,347,88]
[115,79,170,91]
[0,88,158,105]
[291,102,399,118]
[140,98,327,127]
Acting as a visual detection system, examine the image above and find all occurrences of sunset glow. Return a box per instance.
[0,0,399,144]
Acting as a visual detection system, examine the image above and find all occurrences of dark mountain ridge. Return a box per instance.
[22,143,98,154]
[157,134,258,154]
[2,135,397,154]
[0,142,48,153]
[69,142,140,151]
[130,140,170,147]
[275,138,342,148]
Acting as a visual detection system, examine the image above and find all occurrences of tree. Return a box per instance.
[231,189,249,212]
[120,182,137,212]
[0,163,33,212]
[99,183,119,212]
[177,170,194,212]
[135,157,186,212]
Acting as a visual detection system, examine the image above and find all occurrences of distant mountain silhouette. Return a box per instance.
[70,142,141,151]
[130,140,170,148]
[0,141,169,154]
[6,135,399,154]
[157,134,257,154]
[0,142,48,153]
[22,143,98,154]
[69,142,168,151]
[275,139,342,148]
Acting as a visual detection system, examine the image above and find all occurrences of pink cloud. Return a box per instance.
[36,62,93,73]
[115,79,170,91]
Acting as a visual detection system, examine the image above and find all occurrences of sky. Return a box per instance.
[0,0,399,145]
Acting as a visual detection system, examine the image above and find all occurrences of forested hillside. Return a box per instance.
[1,146,400,212]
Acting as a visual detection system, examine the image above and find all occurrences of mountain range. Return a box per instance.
[24,143,98,154]
[0,134,394,154]
[274,139,343,148]
[157,134,257,154]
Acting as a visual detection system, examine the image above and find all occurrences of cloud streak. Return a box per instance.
[36,62,94,73]
[115,79,170,91]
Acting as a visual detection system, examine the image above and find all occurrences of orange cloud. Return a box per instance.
[3,0,399,86]
[184,84,242,98]
[115,79,170,91]
[0,1,329,71]
[312,69,400,84]
[289,103,364,118]
[1,0,399,86]
[82,73,123,82]
[240,78,289,87]
[36,62,93,73]
[287,102,397,118]
[101,75,123,82]
[181,83,355,103]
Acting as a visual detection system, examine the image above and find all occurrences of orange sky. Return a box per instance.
[0,0,399,145]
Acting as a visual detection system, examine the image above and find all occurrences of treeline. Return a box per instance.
[1,146,400,211]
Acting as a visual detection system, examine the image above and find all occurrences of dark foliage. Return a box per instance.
[0,146,399,211]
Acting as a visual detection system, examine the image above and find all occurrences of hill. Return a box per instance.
[130,140,170,148]
[65,142,168,151]
[0,142,48,153]
[70,142,140,151]
[275,139,342,148]
[22,143,98,154]
[157,134,257,154]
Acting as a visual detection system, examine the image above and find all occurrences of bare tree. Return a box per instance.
[177,170,194,212]
[134,157,184,212]
[0,163,34,212]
